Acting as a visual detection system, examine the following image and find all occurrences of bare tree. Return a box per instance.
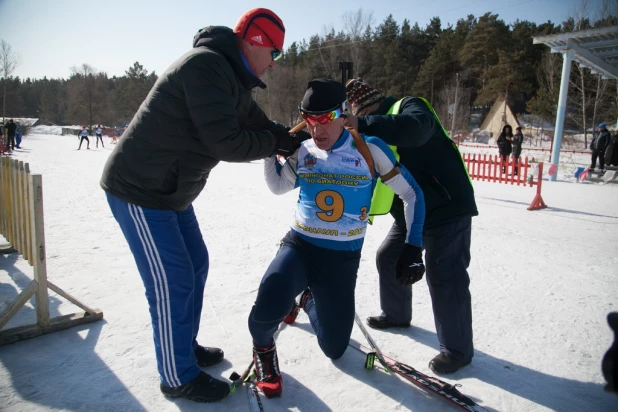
[341,8,374,75]
[0,39,20,120]
[262,66,311,126]
[591,73,612,131]
[68,64,107,130]
[435,79,471,135]
[537,51,562,95]
[597,0,618,22]
[568,0,593,145]
[316,26,351,78]
[527,50,562,125]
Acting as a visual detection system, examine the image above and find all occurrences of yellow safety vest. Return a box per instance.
[368,97,471,223]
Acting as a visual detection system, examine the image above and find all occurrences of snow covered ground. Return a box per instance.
[1,130,617,412]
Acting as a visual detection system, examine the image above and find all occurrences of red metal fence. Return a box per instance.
[461,153,547,211]
[462,153,533,186]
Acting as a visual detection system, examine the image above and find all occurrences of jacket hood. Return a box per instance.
[192,26,265,89]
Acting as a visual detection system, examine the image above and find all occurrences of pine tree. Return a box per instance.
[459,13,511,104]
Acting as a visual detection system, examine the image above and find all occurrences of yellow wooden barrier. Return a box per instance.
[0,157,103,345]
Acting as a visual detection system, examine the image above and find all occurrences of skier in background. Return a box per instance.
[78,125,90,150]
[95,124,104,148]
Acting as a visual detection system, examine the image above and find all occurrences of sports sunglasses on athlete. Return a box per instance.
[299,102,348,126]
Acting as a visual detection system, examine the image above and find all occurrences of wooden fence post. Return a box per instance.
[29,174,51,327]
[0,158,6,238]
[21,162,31,262]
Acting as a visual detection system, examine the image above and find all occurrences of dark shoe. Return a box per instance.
[366,315,410,330]
[253,340,282,398]
[428,352,471,374]
[160,371,230,402]
[195,345,224,367]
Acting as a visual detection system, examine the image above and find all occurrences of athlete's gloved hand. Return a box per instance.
[396,244,425,285]
[272,129,301,157]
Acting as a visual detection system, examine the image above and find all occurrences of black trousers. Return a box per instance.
[500,153,510,173]
[248,231,360,360]
[591,150,606,170]
[376,217,474,361]
[78,136,89,149]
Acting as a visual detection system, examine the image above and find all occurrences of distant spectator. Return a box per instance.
[512,126,524,175]
[497,124,513,174]
[15,122,22,149]
[113,127,123,144]
[604,130,618,167]
[78,125,90,150]
[6,119,17,151]
[590,123,610,171]
[95,124,104,148]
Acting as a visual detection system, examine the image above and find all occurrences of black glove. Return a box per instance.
[296,129,312,142]
[272,129,301,157]
[396,244,425,286]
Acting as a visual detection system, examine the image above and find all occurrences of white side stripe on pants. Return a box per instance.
[128,204,180,387]
[135,205,180,386]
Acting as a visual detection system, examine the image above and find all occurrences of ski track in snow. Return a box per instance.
[0,131,617,412]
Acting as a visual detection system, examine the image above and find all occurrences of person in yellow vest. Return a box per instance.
[344,78,478,374]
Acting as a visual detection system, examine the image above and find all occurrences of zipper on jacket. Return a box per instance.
[432,176,452,201]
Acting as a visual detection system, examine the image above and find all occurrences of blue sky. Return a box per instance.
[0,0,592,80]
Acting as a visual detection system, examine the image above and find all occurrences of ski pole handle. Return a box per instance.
[289,121,306,133]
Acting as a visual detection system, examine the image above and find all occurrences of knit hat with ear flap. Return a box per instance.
[345,78,385,115]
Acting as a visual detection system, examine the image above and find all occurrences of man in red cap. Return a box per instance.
[100,7,305,404]
[233,7,285,79]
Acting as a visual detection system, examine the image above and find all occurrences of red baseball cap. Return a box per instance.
[233,8,285,50]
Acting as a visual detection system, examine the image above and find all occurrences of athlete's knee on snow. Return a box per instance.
[319,335,349,360]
